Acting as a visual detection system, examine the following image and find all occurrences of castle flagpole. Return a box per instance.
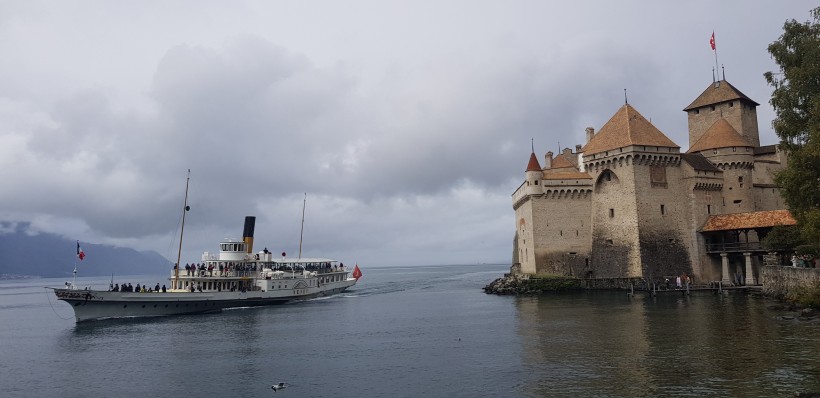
[711,31,719,83]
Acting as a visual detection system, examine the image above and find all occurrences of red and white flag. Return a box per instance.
[352,264,362,280]
[710,32,716,50]
[77,241,85,260]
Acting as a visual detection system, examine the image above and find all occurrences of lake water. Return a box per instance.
[1,263,819,397]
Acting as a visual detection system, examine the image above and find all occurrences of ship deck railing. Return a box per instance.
[171,268,349,279]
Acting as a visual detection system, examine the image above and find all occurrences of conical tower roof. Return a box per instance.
[526,152,541,171]
[582,104,679,156]
[683,80,759,111]
[687,118,754,153]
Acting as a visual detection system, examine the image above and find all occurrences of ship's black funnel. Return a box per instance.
[243,216,256,254]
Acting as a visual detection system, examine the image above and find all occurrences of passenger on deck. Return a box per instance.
[112,283,119,292]
[190,284,195,292]
[185,263,191,276]
[161,284,167,293]
[142,284,147,293]
[155,283,160,292]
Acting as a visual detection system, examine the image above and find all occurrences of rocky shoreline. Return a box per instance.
[483,274,582,294]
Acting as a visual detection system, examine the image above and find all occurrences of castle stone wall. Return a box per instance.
[589,166,642,278]
[530,190,592,276]
[631,158,694,280]
[762,266,820,299]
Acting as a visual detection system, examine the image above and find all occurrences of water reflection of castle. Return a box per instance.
[512,78,795,285]
[514,293,790,395]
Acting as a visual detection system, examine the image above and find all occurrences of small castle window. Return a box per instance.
[660,204,666,215]
[732,147,736,152]
[695,109,700,114]
[609,209,614,218]
[710,105,716,111]
[729,101,734,107]
[606,239,613,245]
[707,204,712,214]
[733,200,742,204]
[713,149,718,154]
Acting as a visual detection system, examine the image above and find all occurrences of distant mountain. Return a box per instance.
[0,223,171,278]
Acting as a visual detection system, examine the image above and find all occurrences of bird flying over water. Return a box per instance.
[271,382,287,392]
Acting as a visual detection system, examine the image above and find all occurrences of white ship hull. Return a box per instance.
[55,277,356,322]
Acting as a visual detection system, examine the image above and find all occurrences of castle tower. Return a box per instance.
[512,151,544,274]
[524,151,543,195]
[688,118,755,213]
[582,104,691,280]
[684,80,761,147]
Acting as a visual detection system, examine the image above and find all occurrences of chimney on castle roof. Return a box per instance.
[585,127,595,143]
[575,144,582,153]
[544,151,553,169]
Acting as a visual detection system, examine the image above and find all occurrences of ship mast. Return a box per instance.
[298,192,306,260]
[174,169,191,289]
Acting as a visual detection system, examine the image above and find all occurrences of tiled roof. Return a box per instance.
[526,152,541,171]
[550,155,575,169]
[543,154,589,180]
[542,171,592,180]
[683,80,759,111]
[700,210,796,232]
[681,153,721,172]
[582,104,679,156]
[687,119,753,153]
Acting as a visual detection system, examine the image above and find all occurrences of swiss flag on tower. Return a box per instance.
[710,32,716,50]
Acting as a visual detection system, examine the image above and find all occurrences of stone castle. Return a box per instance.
[512,78,796,285]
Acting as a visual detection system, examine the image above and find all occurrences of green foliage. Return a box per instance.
[787,284,820,308]
[765,7,820,247]
[762,225,805,251]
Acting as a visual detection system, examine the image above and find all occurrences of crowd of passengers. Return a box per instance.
[175,262,259,277]
[173,261,346,277]
[110,282,166,293]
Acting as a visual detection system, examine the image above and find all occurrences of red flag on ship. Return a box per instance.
[710,32,716,50]
[76,241,85,260]
[352,264,362,280]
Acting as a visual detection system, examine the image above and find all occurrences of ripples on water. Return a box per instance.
[1,265,819,397]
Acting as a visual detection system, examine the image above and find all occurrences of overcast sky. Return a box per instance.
[0,1,815,268]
